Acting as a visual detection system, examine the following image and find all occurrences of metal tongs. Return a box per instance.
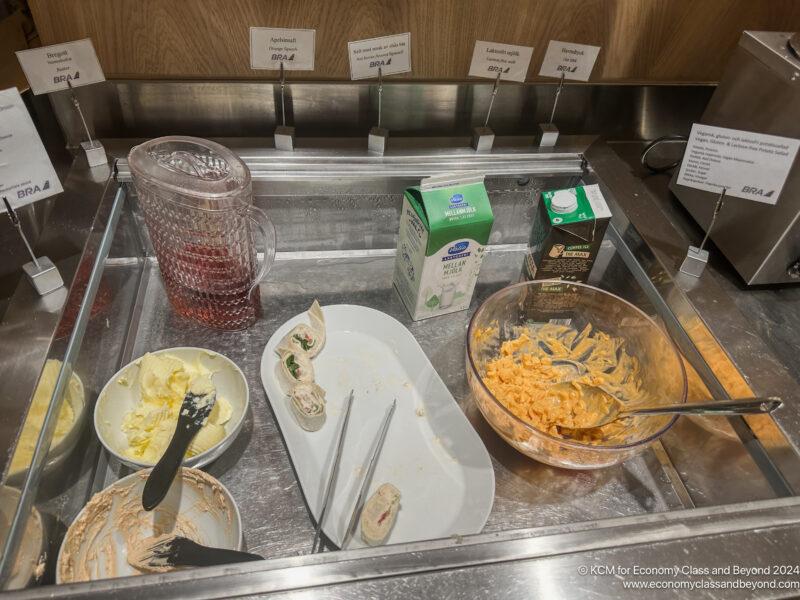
[341,399,396,549]
[310,393,396,552]
[311,390,355,553]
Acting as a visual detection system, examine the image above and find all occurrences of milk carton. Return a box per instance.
[393,172,494,320]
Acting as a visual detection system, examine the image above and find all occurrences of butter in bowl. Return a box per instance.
[94,347,248,469]
[6,359,86,486]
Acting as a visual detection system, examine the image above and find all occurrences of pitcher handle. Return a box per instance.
[246,205,276,298]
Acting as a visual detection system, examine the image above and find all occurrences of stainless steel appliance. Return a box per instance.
[669,31,800,285]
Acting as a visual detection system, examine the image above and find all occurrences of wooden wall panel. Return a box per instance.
[28,0,800,83]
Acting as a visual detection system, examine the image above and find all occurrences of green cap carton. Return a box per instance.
[393,172,494,320]
[521,184,612,323]
[522,184,611,283]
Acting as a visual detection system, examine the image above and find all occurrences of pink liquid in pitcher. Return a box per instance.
[158,242,260,331]
[129,137,275,331]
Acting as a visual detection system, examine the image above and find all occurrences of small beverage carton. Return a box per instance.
[521,184,611,324]
[522,183,611,283]
[393,172,494,320]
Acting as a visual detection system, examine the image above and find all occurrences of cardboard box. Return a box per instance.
[520,184,611,324]
[522,184,611,283]
[393,172,494,320]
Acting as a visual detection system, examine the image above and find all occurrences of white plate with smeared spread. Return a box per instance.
[0,486,46,588]
[260,304,495,549]
[56,468,242,583]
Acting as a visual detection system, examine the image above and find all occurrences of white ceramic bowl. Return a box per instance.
[94,347,248,469]
[7,365,86,486]
[0,486,46,590]
[56,467,242,583]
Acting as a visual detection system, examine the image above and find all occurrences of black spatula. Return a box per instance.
[129,535,262,569]
[142,381,216,511]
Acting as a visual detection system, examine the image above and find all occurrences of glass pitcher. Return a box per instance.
[128,136,276,331]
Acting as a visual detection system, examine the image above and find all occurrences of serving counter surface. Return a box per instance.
[1,133,799,598]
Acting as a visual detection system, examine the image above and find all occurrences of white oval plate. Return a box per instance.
[261,304,495,549]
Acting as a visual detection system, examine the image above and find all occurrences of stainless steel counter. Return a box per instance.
[608,140,800,388]
[2,132,800,598]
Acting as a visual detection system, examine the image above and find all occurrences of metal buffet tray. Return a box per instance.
[2,135,800,598]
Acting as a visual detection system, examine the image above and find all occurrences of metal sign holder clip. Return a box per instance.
[274,62,296,151]
[3,196,63,295]
[680,187,726,277]
[538,72,564,147]
[472,71,501,152]
[368,67,389,154]
[67,80,106,167]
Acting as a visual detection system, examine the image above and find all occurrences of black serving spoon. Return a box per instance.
[142,379,216,511]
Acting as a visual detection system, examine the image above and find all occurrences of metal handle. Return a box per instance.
[3,196,39,267]
[377,67,383,129]
[623,397,782,418]
[312,390,355,553]
[342,399,396,548]
[279,61,287,127]
[67,79,94,144]
[549,72,565,124]
[246,204,277,297]
[483,70,501,128]
[698,187,725,252]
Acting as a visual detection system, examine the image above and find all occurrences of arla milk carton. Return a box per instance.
[393,172,494,320]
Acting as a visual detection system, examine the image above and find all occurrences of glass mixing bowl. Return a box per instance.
[466,281,687,469]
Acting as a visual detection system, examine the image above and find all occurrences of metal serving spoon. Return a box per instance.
[142,377,216,511]
[549,358,587,378]
[549,382,782,430]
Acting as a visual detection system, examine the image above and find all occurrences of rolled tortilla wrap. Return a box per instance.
[276,350,314,394]
[308,299,325,342]
[289,382,326,431]
[277,323,324,358]
[360,483,401,546]
[275,299,326,358]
